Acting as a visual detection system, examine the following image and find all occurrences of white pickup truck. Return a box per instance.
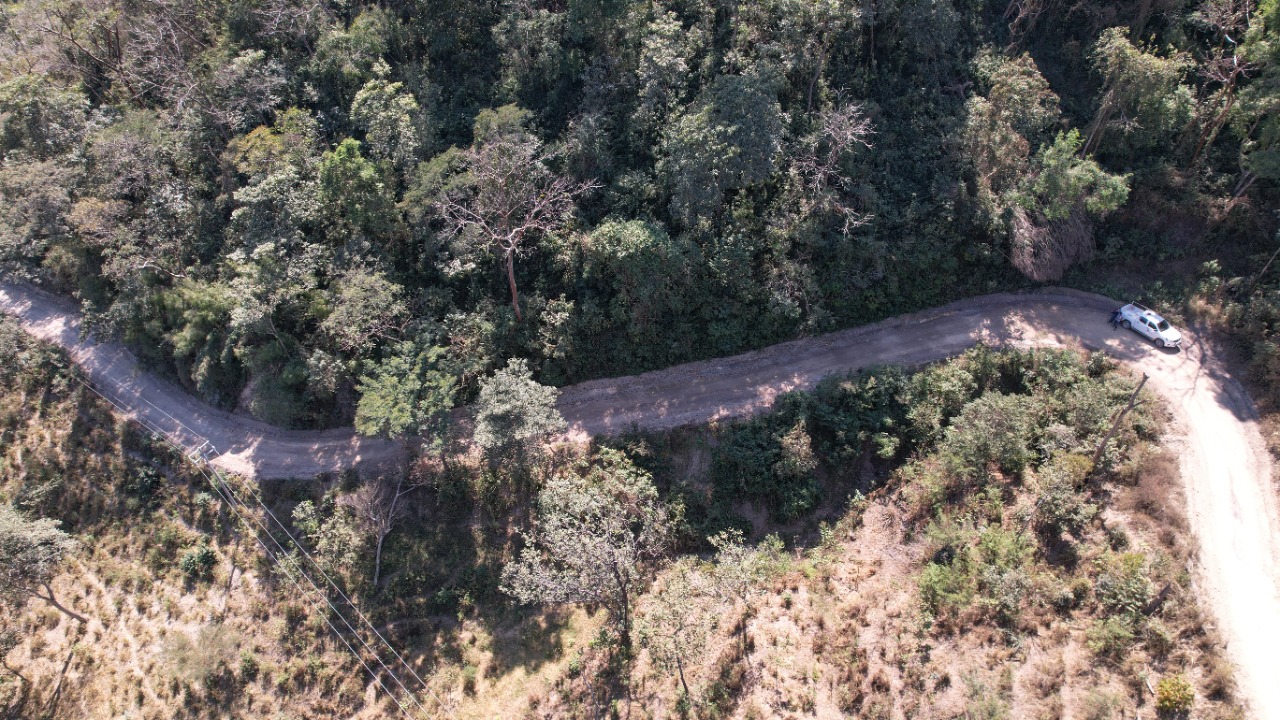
[1116,303,1182,348]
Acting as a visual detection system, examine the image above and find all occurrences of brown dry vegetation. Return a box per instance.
[523,350,1247,720]
[0,327,1249,720]
[0,323,609,720]
[525,452,1243,720]
[0,355,400,718]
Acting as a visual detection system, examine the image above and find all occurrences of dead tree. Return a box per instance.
[1011,205,1095,282]
[341,475,413,587]
[433,131,598,321]
[1092,373,1149,470]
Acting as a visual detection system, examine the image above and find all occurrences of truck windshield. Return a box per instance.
[1156,320,1170,331]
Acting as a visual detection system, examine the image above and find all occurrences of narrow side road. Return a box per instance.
[2,280,1278,718]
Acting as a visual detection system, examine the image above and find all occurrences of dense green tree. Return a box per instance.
[307,8,393,112]
[472,357,565,452]
[73,110,201,301]
[0,75,88,160]
[350,61,428,173]
[0,504,84,622]
[1018,130,1130,223]
[658,74,784,227]
[318,138,397,243]
[502,449,674,648]
[0,158,78,277]
[354,340,455,447]
[0,0,1273,433]
[320,267,407,355]
[632,9,706,140]
[577,219,699,367]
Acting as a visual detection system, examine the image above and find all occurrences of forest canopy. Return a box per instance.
[0,0,1276,429]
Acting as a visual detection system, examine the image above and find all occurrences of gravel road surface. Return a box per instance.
[3,280,1277,718]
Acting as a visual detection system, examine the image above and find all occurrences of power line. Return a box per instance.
[59,366,455,718]
[59,369,423,716]
[196,465,418,718]
[203,466,432,718]
[206,467,443,717]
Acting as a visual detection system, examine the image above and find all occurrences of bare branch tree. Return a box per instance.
[340,474,413,587]
[790,102,875,236]
[1187,0,1259,165]
[433,130,598,321]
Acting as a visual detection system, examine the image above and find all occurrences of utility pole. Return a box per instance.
[1092,373,1148,470]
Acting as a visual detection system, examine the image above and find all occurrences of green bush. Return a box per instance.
[808,367,907,464]
[903,359,977,445]
[179,543,217,581]
[1094,552,1152,618]
[1033,454,1097,538]
[238,651,259,681]
[940,392,1040,478]
[123,466,164,505]
[919,561,973,617]
[1155,674,1194,714]
[1085,616,1137,658]
[711,395,821,521]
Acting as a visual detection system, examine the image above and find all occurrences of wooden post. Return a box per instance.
[1092,373,1148,470]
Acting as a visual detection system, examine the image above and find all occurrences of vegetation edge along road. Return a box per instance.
[2,278,1279,718]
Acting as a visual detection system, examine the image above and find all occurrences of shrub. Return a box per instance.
[1094,552,1152,617]
[1203,658,1235,699]
[808,367,907,463]
[1081,689,1121,720]
[238,651,259,681]
[161,624,240,685]
[711,398,821,521]
[1086,616,1136,658]
[179,543,217,581]
[919,562,973,617]
[1034,454,1098,538]
[123,466,165,508]
[940,392,1039,478]
[903,360,977,445]
[1155,674,1194,714]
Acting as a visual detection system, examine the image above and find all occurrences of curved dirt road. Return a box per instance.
[2,281,1279,718]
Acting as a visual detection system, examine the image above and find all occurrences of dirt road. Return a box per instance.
[3,280,1278,718]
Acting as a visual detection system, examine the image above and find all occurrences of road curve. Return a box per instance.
[2,280,1278,718]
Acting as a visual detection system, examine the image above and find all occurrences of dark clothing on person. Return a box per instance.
[1109,309,1122,328]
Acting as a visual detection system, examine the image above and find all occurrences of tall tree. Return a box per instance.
[350,60,428,173]
[1084,27,1193,157]
[638,558,719,699]
[354,339,456,449]
[502,449,673,648]
[430,105,596,320]
[0,504,84,623]
[788,101,875,236]
[473,357,565,453]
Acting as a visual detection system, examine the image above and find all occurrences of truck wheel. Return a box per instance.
[1122,320,1132,330]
